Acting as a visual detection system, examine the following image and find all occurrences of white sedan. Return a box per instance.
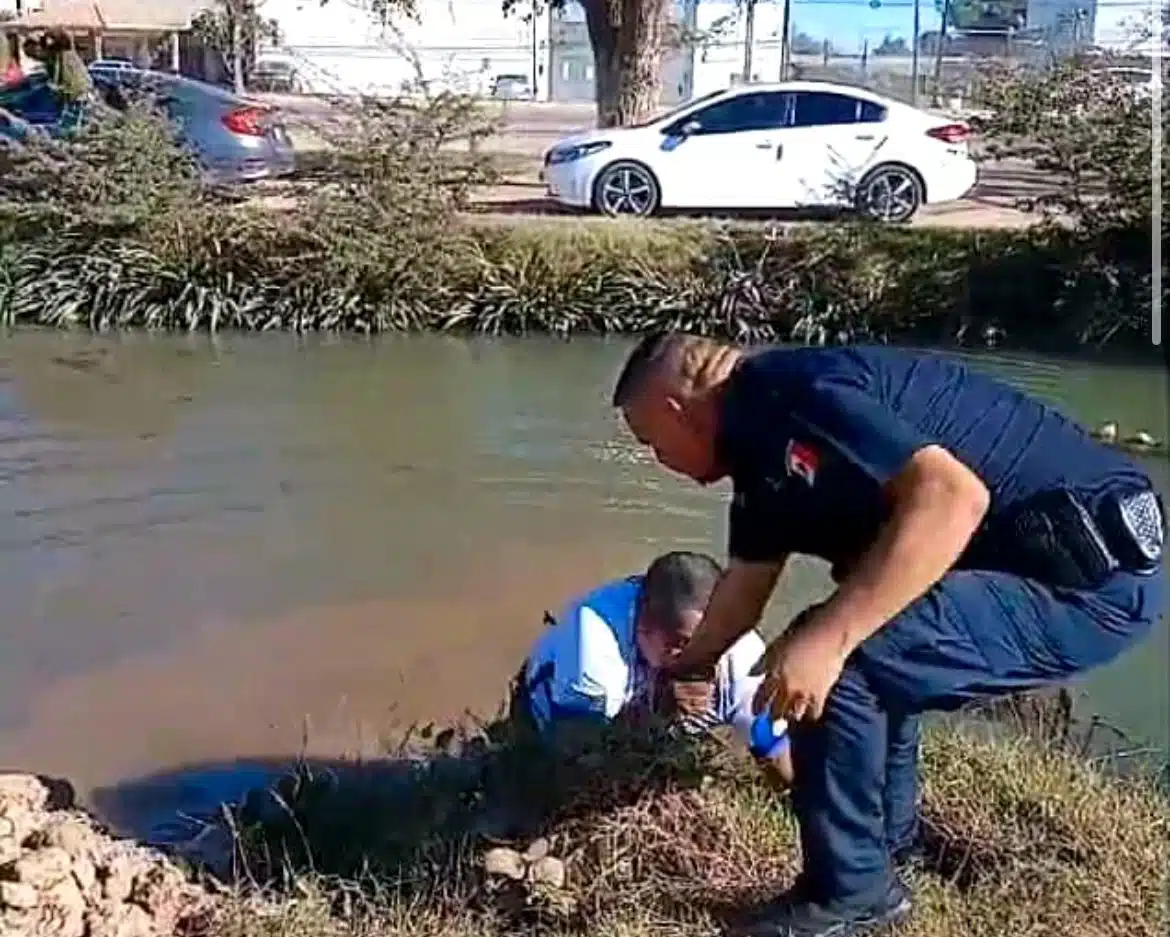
[540,81,978,223]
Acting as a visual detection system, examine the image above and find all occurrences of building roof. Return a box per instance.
[98,0,207,30]
[8,0,208,31]
[13,1,104,31]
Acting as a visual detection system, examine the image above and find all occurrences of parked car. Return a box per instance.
[250,58,300,94]
[89,57,137,72]
[490,73,534,100]
[540,80,978,223]
[0,66,296,185]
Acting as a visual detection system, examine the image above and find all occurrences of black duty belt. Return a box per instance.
[975,487,1164,591]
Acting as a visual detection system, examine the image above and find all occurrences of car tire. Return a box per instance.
[592,161,661,218]
[856,163,924,224]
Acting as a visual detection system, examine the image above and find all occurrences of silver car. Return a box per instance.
[89,66,296,184]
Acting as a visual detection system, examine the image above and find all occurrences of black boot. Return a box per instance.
[732,876,912,937]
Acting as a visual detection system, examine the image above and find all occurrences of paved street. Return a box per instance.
[262,95,1056,229]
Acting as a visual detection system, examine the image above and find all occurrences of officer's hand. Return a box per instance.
[751,613,846,723]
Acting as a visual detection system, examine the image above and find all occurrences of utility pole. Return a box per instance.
[779,0,793,79]
[931,0,951,106]
[910,0,921,106]
[530,0,539,98]
[742,0,756,82]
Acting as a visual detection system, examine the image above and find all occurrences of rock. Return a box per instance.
[33,817,98,859]
[482,847,526,881]
[1,880,39,910]
[85,902,157,937]
[0,776,49,814]
[70,856,96,896]
[128,863,199,930]
[11,848,73,889]
[0,771,218,937]
[1124,431,1158,448]
[8,878,88,937]
[523,837,550,862]
[42,879,87,937]
[1093,421,1119,443]
[0,836,21,867]
[99,855,139,904]
[528,856,566,889]
[0,807,41,851]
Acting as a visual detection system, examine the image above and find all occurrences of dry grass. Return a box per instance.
[200,715,1169,937]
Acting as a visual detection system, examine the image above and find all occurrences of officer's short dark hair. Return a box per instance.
[611,331,675,408]
[640,551,723,635]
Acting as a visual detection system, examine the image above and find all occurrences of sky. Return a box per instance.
[749,0,1158,53]
[785,0,943,51]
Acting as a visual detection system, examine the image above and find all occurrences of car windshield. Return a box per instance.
[626,88,726,129]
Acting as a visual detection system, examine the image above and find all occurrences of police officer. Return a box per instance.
[610,333,1165,937]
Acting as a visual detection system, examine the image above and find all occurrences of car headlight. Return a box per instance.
[544,140,612,165]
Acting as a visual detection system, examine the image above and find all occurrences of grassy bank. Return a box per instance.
[0,216,1157,354]
[200,715,1168,937]
[0,85,1158,353]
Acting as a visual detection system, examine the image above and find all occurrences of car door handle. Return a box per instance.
[755,142,773,149]
[855,134,875,141]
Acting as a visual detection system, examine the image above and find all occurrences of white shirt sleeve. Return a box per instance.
[720,630,787,748]
[546,603,630,720]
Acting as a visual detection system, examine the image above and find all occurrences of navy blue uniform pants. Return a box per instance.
[786,565,1164,909]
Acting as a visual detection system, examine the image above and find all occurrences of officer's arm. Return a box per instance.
[670,484,789,675]
[795,382,990,659]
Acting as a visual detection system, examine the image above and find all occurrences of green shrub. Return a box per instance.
[973,57,1167,235]
[0,96,204,241]
[0,216,1156,353]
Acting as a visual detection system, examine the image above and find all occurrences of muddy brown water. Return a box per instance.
[0,331,1166,839]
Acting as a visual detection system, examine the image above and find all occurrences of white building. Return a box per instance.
[258,0,551,96]
[1024,0,1160,51]
[257,0,1162,101]
[260,0,796,100]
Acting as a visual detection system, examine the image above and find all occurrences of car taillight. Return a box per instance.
[222,106,267,136]
[926,123,971,144]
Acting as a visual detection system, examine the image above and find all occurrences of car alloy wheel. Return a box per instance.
[858,165,923,224]
[595,162,660,217]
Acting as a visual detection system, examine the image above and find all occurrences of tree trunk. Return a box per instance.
[229,2,246,94]
[582,0,670,128]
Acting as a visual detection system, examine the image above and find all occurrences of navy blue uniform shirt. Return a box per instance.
[718,346,1152,576]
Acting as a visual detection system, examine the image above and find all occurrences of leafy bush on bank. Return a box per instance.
[974,57,1167,236]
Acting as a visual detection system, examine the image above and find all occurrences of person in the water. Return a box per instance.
[510,550,794,787]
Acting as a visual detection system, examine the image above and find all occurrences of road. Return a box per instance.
[262,95,1053,229]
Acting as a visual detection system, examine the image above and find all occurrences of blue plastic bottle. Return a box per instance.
[748,712,789,759]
